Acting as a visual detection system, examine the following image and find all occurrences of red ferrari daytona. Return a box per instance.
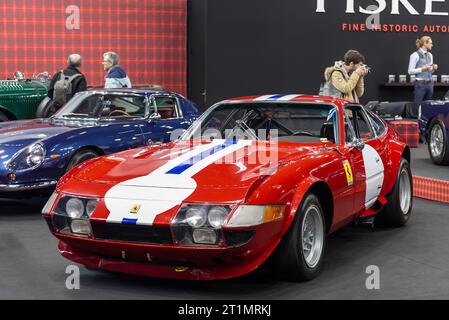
[42,94,413,281]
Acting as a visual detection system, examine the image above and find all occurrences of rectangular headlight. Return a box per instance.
[226,205,285,228]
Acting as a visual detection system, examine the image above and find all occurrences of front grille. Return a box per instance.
[91,221,173,245]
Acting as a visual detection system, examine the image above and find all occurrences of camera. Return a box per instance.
[362,64,372,72]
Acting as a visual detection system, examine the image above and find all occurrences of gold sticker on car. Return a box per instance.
[343,160,354,186]
[130,204,142,214]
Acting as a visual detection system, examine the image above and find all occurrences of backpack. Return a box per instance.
[53,71,82,106]
[319,70,344,99]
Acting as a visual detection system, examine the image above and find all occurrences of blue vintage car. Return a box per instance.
[420,100,449,165]
[0,89,200,197]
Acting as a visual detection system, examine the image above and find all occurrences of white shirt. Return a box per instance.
[408,48,434,78]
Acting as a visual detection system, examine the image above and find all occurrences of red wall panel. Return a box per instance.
[0,0,187,95]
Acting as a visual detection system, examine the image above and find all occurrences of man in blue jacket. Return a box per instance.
[102,51,132,89]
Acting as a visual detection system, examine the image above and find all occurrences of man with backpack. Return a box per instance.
[321,50,369,103]
[47,54,87,116]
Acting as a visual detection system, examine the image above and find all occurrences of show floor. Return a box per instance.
[411,144,449,181]
[1,197,448,300]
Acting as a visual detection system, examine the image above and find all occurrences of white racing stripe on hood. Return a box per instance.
[104,139,253,226]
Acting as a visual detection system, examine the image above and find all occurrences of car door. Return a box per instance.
[139,94,188,145]
[343,105,385,212]
[93,93,147,153]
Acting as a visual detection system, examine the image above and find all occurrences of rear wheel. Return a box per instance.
[66,149,100,172]
[428,119,449,165]
[375,159,413,228]
[35,97,52,118]
[273,193,326,282]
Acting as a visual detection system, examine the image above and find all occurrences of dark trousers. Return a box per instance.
[414,82,434,103]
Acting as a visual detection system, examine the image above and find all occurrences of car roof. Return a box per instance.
[83,88,178,96]
[222,94,348,105]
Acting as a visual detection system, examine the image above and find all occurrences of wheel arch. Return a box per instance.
[288,178,334,235]
[0,106,17,120]
[425,116,435,141]
[402,146,411,163]
[307,182,334,234]
[64,145,106,171]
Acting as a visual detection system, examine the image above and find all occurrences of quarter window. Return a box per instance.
[152,97,182,119]
[344,106,375,141]
[366,110,387,137]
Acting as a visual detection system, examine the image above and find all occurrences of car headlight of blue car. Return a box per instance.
[7,143,46,171]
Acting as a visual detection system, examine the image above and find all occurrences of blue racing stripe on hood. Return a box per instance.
[166,139,239,175]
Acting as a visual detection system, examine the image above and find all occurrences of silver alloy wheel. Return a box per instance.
[399,167,412,215]
[430,124,444,158]
[301,204,324,269]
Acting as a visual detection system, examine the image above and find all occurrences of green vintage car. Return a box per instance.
[0,72,51,121]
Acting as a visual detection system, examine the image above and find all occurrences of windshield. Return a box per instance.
[183,102,339,144]
[53,93,147,120]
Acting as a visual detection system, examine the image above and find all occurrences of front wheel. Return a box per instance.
[375,159,413,228]
[428,119,449,165]
[65,149,100,172]
[273,193,326,282]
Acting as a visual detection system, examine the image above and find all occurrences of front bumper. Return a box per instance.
[46,217,284,281]
[58,238,280,281]
[0,180,57,197]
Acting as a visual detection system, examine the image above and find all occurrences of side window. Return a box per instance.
[344,106,375,142]
[344,109,356,144]
[100,95,147,118]
[356,110,374,140]
[366,110,387,137]
[153,97,182,119]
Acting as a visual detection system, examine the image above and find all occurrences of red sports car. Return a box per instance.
[42,94,413,281]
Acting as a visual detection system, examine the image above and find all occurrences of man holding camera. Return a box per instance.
[408,36,438,103]
[323,50,369,103]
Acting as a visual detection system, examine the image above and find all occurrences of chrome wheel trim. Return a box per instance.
[430,124,444,158]
[301,204,324,269]
[399,167,412,215]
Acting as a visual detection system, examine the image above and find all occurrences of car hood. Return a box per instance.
[70,139,322,226]
[0,119,74,148]
[74,139,318,190]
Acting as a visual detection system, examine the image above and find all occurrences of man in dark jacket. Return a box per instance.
[46,54,87,115]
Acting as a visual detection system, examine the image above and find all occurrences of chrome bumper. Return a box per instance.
[0,180,57,192]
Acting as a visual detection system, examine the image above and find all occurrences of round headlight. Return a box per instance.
[65,198,85,219]
[208,206,229,228]
[27,144,45,167]
[185,207,207,228]
[86,199,98,216]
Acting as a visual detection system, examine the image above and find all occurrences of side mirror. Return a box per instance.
[352,139,365,151]
[149,112,162,123]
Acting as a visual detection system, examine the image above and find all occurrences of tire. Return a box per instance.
[272,193,326,282]
[66,149,100,172]
[0,110,9,122]
[375,159,413,228]
[428,119,449,165]
[35,97,52,118]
